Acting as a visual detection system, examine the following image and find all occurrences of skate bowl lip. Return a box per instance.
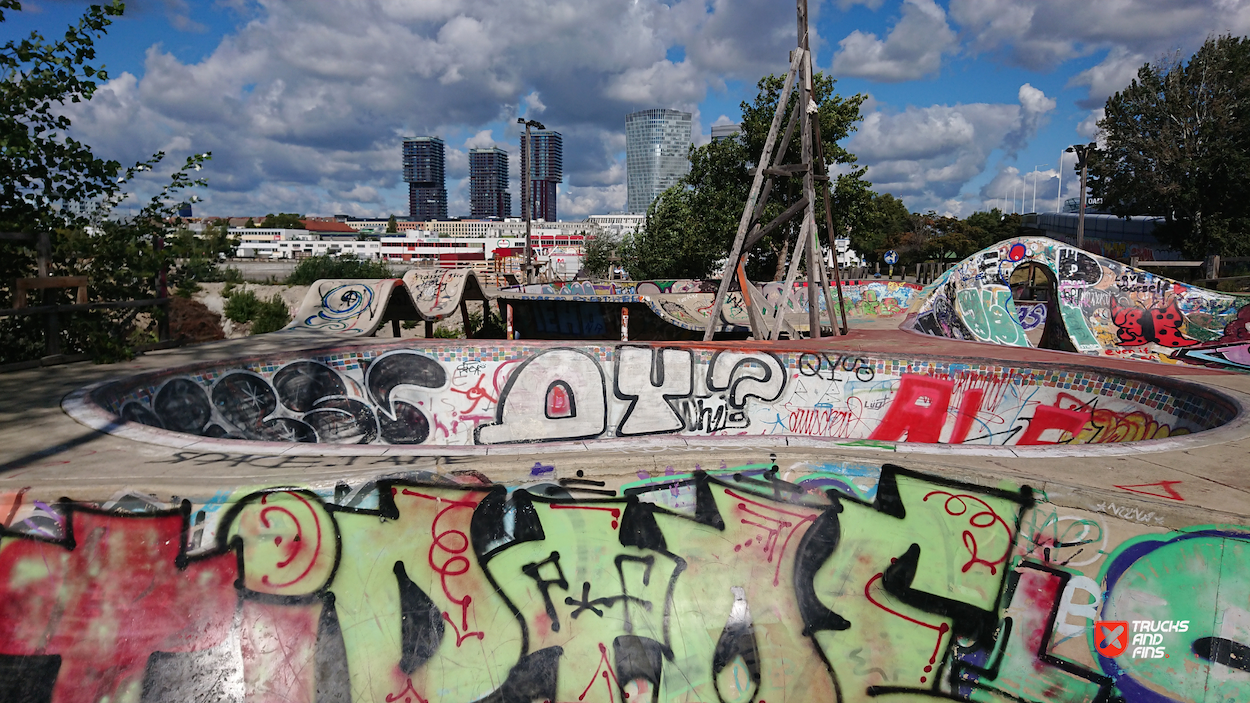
[62,336,1250,459]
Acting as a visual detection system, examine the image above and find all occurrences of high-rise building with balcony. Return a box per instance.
[469,147,512,218]
[403,137,447,220]
[520,131,562,222]
[626,109,692,214]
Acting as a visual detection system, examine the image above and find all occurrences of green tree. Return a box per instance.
[854,193,911,262]
[0,0,215,363]
[263,212,304,229]
[580,229,617,278]
[965,209,1022,250]
[386,214,398,233]
[1091,34,1250,258]
[0,0,125,233]
[622,72,869,281]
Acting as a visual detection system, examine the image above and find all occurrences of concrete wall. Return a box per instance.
[905,237,1250,371]
[83,340,1234,448]
[0,460,1244,702]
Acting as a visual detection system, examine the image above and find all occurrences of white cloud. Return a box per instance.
[1068,47,1149,107]
[522,91,547,116]
[831,0,957,82]
[464,130,499,150]
[950,0,1250,103]
[1077,108,1105,140]
[851,84,1056,212]
[58,0,807,219]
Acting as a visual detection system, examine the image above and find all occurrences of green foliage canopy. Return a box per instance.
[1090,34,1250,258]
[263,212,304,229]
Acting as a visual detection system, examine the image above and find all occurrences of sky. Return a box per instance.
[8,0,1250,220]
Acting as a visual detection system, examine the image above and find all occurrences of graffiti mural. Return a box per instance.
[80,340,1234,449]
[0,462,1244,702]
[906,236,1250,371]
[288,279,401,336]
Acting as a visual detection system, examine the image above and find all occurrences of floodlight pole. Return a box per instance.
[518,117,546,284]
[1067,143,1094,250]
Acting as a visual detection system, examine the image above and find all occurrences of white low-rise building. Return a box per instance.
[379,233,525,265]
[232,228,382,259]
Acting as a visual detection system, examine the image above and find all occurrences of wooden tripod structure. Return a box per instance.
[701,0,849,342]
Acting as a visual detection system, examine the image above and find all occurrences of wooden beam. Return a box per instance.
[703,47,804,341]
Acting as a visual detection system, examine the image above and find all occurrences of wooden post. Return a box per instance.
[703,49,804,341]
[424,320,433,338]
[156,235,170,343]
[391,318,401,337]
[34,232,62,356]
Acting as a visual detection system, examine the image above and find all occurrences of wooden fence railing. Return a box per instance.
[1,231,171,364]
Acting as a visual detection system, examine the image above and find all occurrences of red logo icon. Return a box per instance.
[1095,621,1129,657]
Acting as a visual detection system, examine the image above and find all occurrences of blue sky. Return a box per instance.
[10,0,1248,219]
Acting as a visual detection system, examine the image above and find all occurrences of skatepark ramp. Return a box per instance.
[285,270,509,336]
[904,236,1250,372]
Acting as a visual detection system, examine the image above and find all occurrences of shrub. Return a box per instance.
[286,255,392,285]
[222,288,290,333]
[251,295,291,334]
[223,289,260,323]
[433,326,460,338]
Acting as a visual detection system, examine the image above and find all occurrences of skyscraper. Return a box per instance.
[469,147,512,218]
[626,109,692,214]
[711,123,742,142]
[520,131,562,222]
[403,137,447,220]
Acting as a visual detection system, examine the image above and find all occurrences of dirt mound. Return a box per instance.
[168,297,226,343]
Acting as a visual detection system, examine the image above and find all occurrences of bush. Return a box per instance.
[286,255,392,285]
[222,289,290,334]
[223,289,260,323]
[251,295,291,334]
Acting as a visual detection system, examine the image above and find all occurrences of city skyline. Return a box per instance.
[22,0,1249,220]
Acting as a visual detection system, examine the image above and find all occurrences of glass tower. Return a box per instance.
[403,137,447,220]
[520,131,563,222]
[626,109,692,214]
[469,147,512,218]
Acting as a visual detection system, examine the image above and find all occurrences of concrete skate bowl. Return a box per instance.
[904,236,1250,372]
[66,338,1242,455]
[498,278,924,340]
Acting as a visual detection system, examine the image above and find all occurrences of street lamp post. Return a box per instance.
[1066,143,1095,250]
[517,117,546,284]
[1056,150,1066,213]
[1031,164,1047,213]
